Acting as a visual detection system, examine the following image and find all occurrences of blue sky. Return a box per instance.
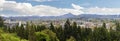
[8,0,120,8]
[0,0,120,16]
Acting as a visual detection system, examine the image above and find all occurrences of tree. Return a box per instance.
[28,24,36,41]
[109,28,119,41]
[66,36,76,41]
[76,26,82,41]
[35,25,46,32]
[64,19,71,39]
[92,27,109,41]
[71,22,78,40]
[35,31,50,41]
[17,24,26,39]
[102,23,106,28]
[64,19,71,29]
[81,28,92,41]
[115,22,120,31]
[0,16,4,27]
[50,22,55,32]
[35,29,59,41]
[56,25,65,41]
[0,33,28,41]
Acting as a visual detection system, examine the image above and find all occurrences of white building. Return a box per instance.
[4,19,26,28]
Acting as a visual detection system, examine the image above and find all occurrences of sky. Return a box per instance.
[0,0,120,17]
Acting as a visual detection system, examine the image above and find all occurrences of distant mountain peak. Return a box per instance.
[62,13,75,16]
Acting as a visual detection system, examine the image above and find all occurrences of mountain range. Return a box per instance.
[3,13,120,21]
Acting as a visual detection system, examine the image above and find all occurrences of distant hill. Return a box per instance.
[3,13,76,21]
[3,13,120,21]
[79,14,120,19]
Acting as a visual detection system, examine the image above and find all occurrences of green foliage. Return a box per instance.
[66,36,76,41]
[2,19,120,41]
[35,31,50,41]
[0,33,20,41]
[102,23,106,28]
[90,23,110,41]
[35,29,59,41]
[21,39,28,41]
[116,22,120,31]
[55,26,65,41]
[28,24,36,41]
[0,28,28,41]
[50,22,55,32]
[0,28,3,33]
[35,24,47,32]
[0,16,4,27]
[64,19,72,39]
[0,33,28,41]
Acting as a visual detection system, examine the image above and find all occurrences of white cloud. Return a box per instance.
[1,0,120,17]
[0,0,5,9]
[27,0,53,2]
[0,0,84,16]
[72,3,84,10]
[0,14,8,17]
[85,7,120,15]
[0,0,5,3]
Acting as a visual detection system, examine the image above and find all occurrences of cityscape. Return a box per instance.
[1,0,120,41]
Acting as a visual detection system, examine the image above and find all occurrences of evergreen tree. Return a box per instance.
[28,24,36,41]
[66,36,76,41]
[64,19,71,39]
[50,22,55,32]
[36,25,46,32]
[92,27,109,41]
[16,24,26,39]
[56,26,65,41]
[115,22,120,31]
[0,16,4,27]
[71,22,78,40]
[109,27,118,41]
[102,23,106,28]
[76,26,82,41]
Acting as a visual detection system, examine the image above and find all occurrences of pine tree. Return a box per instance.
[76,26,82,41]
[28,24,36,41]
[17,24,26,39]
[71,22,78,40]
[50,22,55,32]
[56,26,65,41]
[0,16,4,27]
[36,25,46,32]
[64,19,71,39]
[102,22,106,28]
[115,22,120,31]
